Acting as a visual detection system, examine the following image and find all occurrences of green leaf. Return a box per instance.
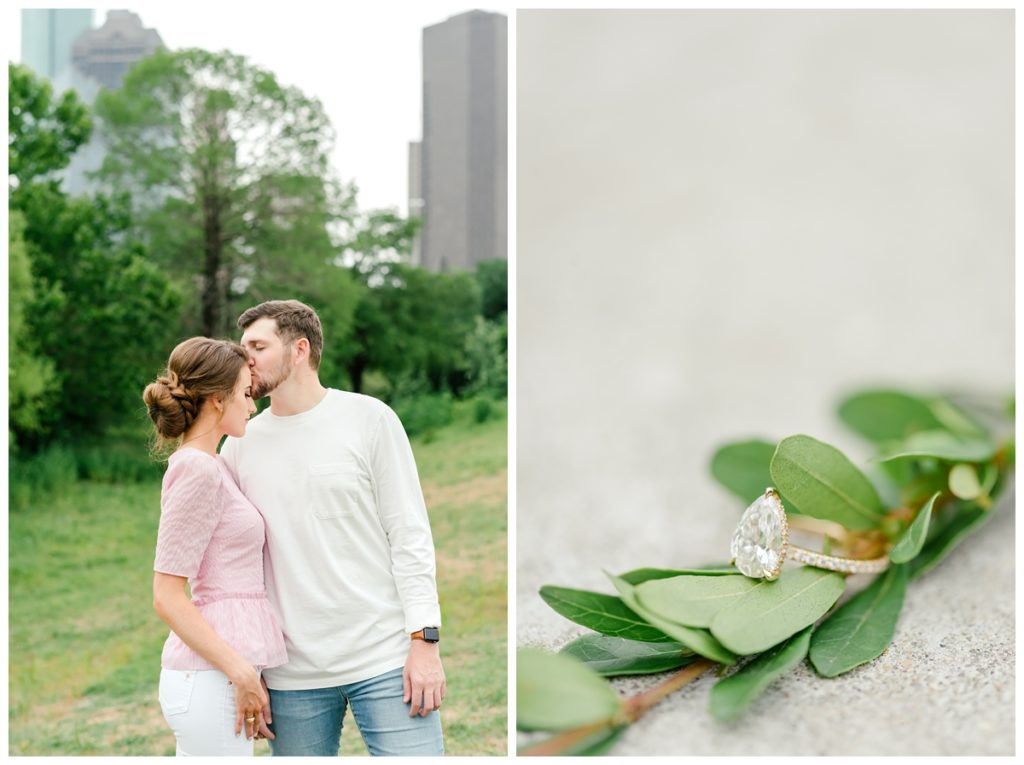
[539,585,675,643]
[710,440,803,513]
[709,625,813,722]
[560,634,696,676]
[635,575,759,628]
[889,492,939,564]
[516,648,623,731]
[864,462,905,508]
[618,567,739,586]
[837,390,946,443]
[770,435,885,530]
[606,571,737,664]
[979,463,999,495]
[710,440,778,500]
[897,471,948,507]
[876,430,996,463]
[809,565,908,677]
[927,397,990,439]
[948,464,982,500]
[710,566,845,655]
[907,505,992,580]
[519,725,628,756]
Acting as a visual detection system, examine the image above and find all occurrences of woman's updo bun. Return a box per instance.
[144,337,248,448]
[143,372,199,439]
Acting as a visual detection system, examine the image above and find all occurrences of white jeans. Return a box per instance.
[158,668,254,756]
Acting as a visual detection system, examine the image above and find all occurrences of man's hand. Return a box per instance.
[255,675,275,740]
[402,639,445,717]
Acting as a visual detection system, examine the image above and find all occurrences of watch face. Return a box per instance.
[423,627,440,642]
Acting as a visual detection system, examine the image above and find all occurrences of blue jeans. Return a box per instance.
[267,667,444,756]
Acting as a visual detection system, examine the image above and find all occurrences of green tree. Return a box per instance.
[342,209,420,284]
[464,314,508,398]
[474,259,508,322]
[14,185,183,445]
[346,278,403,394]
[340,210,420,393]
[347,265,481,395]
[8,210,58,447]
[9,63,181,448]
[94,48,353,337]
[407,267,481,391]
[8,63,90,188]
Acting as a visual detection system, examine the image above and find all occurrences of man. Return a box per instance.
[219,299,445,756]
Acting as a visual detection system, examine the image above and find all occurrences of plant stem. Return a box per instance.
[519,659,717,756]
[622,659,716,722]
[518,719,617,756]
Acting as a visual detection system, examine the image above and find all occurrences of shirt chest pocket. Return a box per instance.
[308,461,369,519]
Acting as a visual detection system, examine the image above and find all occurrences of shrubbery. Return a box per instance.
[393,392,455,440]
[10,446,78,511]
[9,431,170,510]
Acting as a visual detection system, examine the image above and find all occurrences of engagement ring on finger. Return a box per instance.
[730,488,890,580]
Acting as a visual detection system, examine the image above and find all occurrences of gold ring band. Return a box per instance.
[730,488,890,580]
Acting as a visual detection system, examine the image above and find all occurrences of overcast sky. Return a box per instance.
[7,1,509,214]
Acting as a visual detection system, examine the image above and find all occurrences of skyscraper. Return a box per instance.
[20,9,94,82]
[408,140,425,265]
[19,10,164,196]
[413,10,507,272]
[20,9,99,196]
[72,10,163,90]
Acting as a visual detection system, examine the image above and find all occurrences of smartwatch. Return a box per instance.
[411,627,440,643]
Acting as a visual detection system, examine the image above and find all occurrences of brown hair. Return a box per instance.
[237,299,323,370]
[143,337,248,444]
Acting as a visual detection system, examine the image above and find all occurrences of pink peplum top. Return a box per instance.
[154,447,287,671]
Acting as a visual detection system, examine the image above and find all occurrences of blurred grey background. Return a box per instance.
[516,10,1013,755]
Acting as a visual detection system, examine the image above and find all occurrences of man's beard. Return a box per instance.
[251,352,292,400]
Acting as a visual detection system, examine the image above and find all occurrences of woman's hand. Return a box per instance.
[229,664,267,740]
[152,574,274,740]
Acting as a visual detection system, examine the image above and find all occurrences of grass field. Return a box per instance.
[9,403,507,756]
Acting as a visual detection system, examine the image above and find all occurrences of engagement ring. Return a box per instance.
[730,488,890,580]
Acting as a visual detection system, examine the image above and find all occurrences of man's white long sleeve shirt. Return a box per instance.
[220,389,442,689]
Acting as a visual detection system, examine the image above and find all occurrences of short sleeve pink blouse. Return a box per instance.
[154,448,287,670]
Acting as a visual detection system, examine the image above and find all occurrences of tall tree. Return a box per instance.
[341,209,421,285]
[8,210,58,447]
[9,63,181,448]
[8,63,91,188]
[346,264,481,395]
[94,48,352,337]
[474,259,508,322]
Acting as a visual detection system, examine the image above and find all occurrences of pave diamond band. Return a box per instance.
[730,488,890,580]
[785,544,890,575]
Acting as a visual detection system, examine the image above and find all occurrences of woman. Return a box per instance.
[144,337,287,755]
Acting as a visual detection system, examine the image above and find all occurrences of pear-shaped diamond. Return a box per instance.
[730,490,787,579]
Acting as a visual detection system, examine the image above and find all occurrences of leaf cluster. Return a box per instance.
[8,63,91,186]
[8,64,182,451]
[519,388,1013,754]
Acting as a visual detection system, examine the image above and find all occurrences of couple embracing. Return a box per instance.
[144,300,445,756]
